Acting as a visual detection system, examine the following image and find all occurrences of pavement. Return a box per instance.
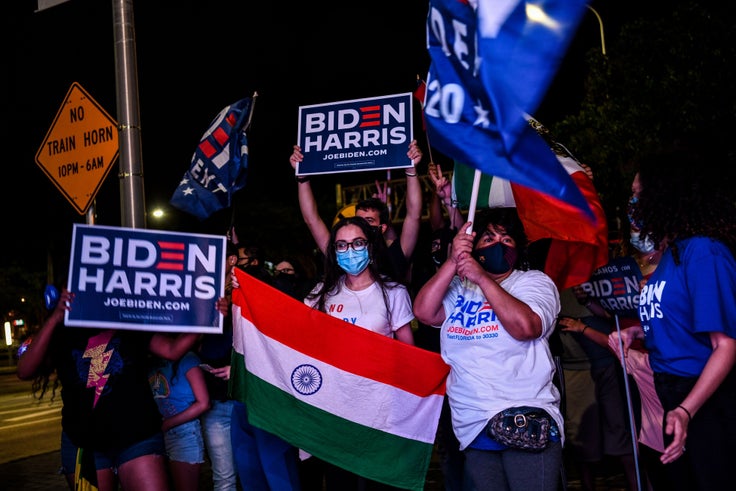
[0,366,626,490]
[0,448,446,491]
[0,447,631,491]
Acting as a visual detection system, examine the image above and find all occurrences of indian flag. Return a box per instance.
[229,270,450,491]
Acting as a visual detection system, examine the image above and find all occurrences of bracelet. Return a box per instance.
[677,404,692,422]
[295,175,311,183]
[581,325,589,335]
[450,199,460,208]
[404,170,417,177]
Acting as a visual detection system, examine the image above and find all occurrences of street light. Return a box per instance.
[586,5,607,56]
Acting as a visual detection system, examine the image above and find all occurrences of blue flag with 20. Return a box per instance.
[423,0,591,218]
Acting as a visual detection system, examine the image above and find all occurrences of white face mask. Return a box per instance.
[630,231,656,254]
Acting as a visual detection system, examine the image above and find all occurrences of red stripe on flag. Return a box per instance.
[232,270,449,397]
[512,166,609,290]
[213,126,229,146]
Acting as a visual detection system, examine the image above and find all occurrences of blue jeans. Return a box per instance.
[164,418,205,464]
[60,430,77,477]
[94,431,166,470]
[230,401,301,491]
[201,400,238,491]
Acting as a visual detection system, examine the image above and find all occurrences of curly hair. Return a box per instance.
[472,207,531,271]
[634,147,736,264]
[20,335,61,403]
[306,216,398,325]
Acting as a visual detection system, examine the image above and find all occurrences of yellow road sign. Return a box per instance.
[35,82,119,215]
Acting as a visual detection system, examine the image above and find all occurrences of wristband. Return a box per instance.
[404,170,417,177]
[295,175,311,183]
[677,405,692,422]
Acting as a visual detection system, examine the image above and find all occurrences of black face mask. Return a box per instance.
[274,273,296,287]
[431,249,446,267]
[430,227,454,267]
[472,243,518,274]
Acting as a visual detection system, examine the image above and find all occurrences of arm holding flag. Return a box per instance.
[413,237,459,328]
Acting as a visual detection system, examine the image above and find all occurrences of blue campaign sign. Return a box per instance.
[296,92,414,175]
[65,224,226,333]
[578,256,643,319]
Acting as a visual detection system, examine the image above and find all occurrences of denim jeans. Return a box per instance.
[230,401,301,491]
[201,400,238,491]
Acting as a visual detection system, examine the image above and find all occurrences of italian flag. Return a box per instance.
[229,270,450,491]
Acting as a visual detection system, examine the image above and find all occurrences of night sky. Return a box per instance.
[2,0,631,272]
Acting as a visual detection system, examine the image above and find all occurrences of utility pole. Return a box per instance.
[112,0,146,228]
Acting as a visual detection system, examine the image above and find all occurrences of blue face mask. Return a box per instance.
[336,248,370,276]
[472,242,518,274]
[630,231,656,254]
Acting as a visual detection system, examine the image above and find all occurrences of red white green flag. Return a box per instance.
[452,154,609,291]
[229,270,450,491]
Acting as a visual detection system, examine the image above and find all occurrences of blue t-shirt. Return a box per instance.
[149,351,202,418]
[640,237,736,376]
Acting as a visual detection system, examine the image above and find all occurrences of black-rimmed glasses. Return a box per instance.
[334,238,368,253]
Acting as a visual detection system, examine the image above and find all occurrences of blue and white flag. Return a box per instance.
[170,97,254,220]
[424,0,591,217]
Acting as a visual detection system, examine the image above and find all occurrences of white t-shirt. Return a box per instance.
[439,269,563,450]
[305,277,414,337]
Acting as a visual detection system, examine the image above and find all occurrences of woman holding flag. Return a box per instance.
[303,215,415,489]
[413,207,563,491]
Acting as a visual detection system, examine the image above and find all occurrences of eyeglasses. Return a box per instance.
[237,256,251,265]
[334,238,368,253]
[276,267,295,275]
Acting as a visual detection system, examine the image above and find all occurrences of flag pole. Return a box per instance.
[243,91,258,131]
[386,170,392,217]
[614,314,643,491]
[465,168,482,234]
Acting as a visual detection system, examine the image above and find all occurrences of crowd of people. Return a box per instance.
[16,139,736,491]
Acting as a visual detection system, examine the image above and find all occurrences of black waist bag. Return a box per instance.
[487,406,551,452]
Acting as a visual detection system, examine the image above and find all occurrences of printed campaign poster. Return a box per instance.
[578,256,643,319]
[296,92,414,175]
[65,224,226,333]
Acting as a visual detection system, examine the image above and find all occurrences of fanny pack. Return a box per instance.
[486,406,552,452]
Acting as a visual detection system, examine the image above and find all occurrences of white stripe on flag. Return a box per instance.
[233,305,443,444]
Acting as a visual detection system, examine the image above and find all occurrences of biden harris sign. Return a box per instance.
[65,224,226,333]
[296,92,415,176]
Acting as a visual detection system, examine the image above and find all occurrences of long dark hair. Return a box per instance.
[306,216,396,324]
[634,147,736,264]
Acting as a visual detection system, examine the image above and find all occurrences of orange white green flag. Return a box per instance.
[229,270,450,491]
